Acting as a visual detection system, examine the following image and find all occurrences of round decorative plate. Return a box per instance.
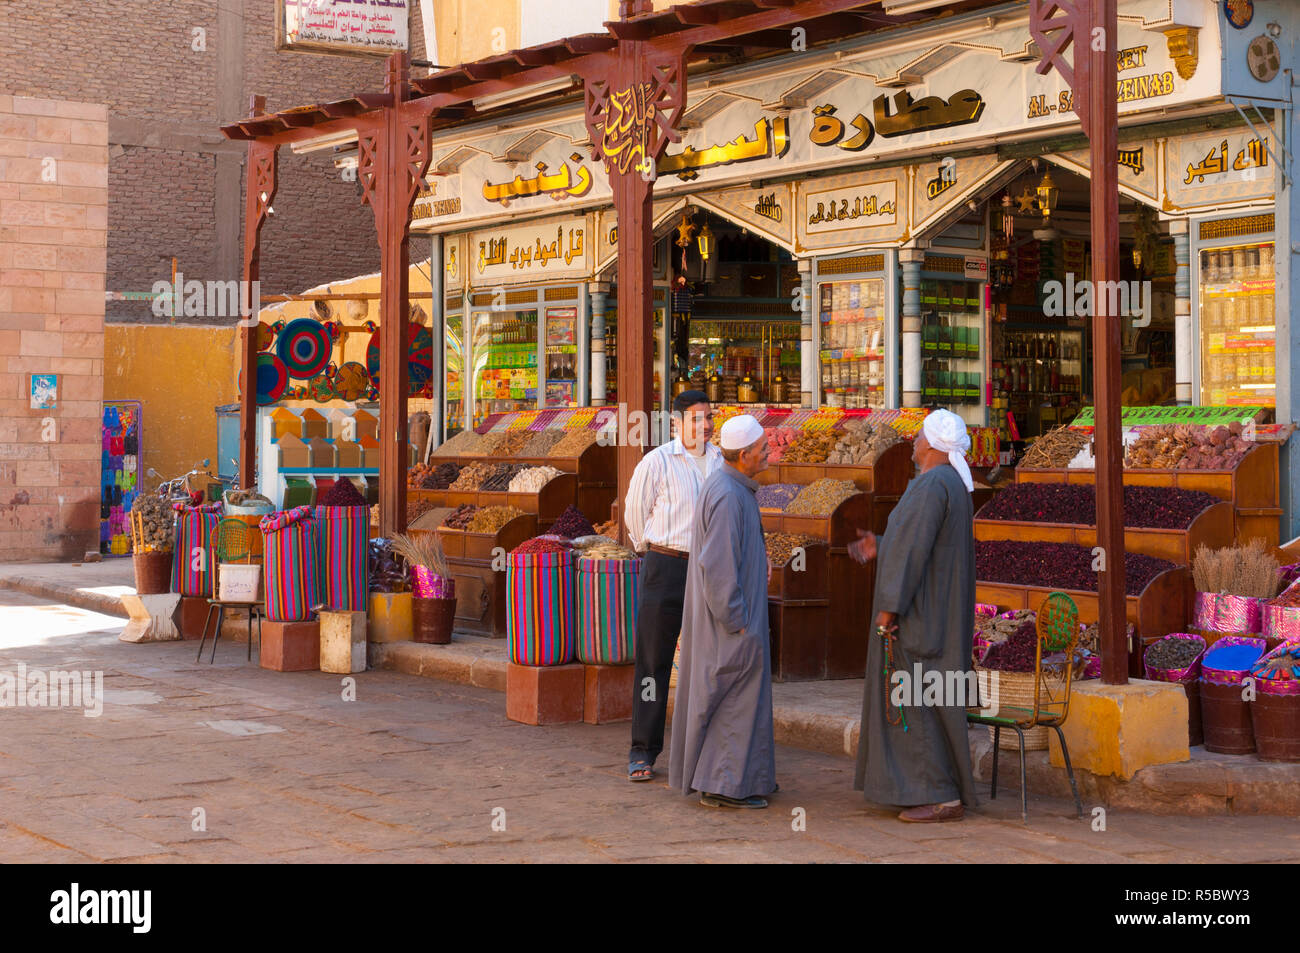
[277,318,333,379]
[366,325,435,396]
[255,352,288,405]
[332,362,371,402]
[256,322,276,351]
[308,375,335,403]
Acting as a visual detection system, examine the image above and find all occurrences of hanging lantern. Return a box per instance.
[1000,194,1015,244]
[697,221,714,261]
[1132,247,1143,270]
[1035,169,1059,220]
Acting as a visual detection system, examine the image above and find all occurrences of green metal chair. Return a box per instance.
[967,591,1084,821]
[197,518,263,664]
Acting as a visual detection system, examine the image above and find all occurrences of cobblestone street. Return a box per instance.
[1,590,1298,864]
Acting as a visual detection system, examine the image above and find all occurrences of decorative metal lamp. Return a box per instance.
[1035,169,1059,221]
[697,221,715,261]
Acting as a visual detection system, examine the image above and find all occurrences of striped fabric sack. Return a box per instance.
[259,506,322,622]
[574,556,639,665]
[506,550,574,666]
[170,503,221,597]
[313,505,369,611]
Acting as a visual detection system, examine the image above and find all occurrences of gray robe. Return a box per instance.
[853,463,979,807]
[669,464,776,799]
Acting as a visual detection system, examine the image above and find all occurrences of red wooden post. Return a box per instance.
[1087,0,1126,685]
[582,18,687,541]
[240,94,276,493]
[361,53,431,536]
[1032,0,1126,684]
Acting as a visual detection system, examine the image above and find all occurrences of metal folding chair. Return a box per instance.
[968,591,1084,821]
[196,518,264,664]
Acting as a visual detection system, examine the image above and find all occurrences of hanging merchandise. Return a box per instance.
[331,361,371,401]
[101,401,143,556]
[277,317,334,379]
[256,322,276,351]
[254,352,289,405]
[366,323,435,396]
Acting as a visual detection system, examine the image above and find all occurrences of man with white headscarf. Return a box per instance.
[848,408,977,822]
[669,414,777,809]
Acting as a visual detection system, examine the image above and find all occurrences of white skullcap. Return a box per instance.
[922,409,974,493]
[719,414,765,451]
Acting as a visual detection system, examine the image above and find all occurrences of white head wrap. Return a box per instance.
[719,414,765,451]
[922,409,974,492]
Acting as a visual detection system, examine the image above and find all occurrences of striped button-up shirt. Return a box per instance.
[624,437,724,554]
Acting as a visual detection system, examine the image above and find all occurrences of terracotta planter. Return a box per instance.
[132,551,173,595]
[412,596,456,644]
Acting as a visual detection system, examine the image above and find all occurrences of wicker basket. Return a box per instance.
[975,666,1051,751]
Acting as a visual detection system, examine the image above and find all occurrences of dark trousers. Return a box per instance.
[630,550,689,765]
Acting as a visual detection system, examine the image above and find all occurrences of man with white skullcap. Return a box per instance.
[848,408,978,822]
[669,414,778,809]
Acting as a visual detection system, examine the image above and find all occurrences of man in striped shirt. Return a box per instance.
[625,390,722,782]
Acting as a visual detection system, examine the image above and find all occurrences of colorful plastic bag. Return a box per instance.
[575,556,639,664]
[170,502,221,597]
[260,506,322,622]
[507,550,574,666]
[313,505,369,611]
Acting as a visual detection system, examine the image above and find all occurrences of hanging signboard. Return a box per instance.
[1164,128,1274,211]
[469,216,592,286]
[276,0,408,57]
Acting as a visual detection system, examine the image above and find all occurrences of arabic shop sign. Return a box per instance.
[805,181,897,233]
[472,220,590,284]
[657,117,791,181]
[1181,134,1269,186]
[276,0,408,57]
[1165,129,1274,209]
[483,154,594,206]
[810,89,984,153]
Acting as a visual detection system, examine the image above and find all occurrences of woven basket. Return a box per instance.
[975,666,1050,751]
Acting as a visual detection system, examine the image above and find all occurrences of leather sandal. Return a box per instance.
[628,760,654,782]
[898,802,964,823]
[701,792,768,809]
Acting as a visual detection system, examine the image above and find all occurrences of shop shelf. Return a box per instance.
[1014,442,1281,546]
[972,500,1234,565]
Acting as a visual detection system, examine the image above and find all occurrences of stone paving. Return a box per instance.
[2,589,1299,863]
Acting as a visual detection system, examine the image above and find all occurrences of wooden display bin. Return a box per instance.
[410,472,578,534]
[973,500,1234,565]
[449,442,616,523]
[975,566,1192,678]
[755,440,913,497]
[769,598,830,682]
[1014,442,1282,546]
[414,513,537,638]
[760,491,894,679]
[767,541,828,600]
